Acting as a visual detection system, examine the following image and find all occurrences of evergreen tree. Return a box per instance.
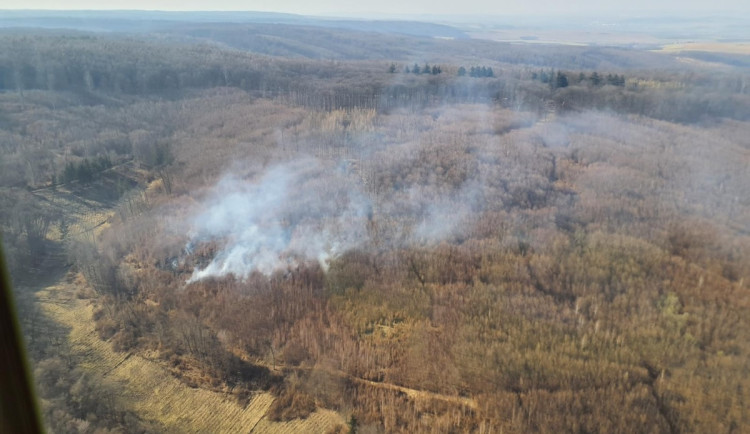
[348,415,358,434]
[76,159,94,183]
[404,65,410,74]
[422,63,431,74]
[388,63,397,73]
[486,67,494,77]
[457,66,466,76]
[556,71,569,88]
[63,162,76,183]
[413,63,421,74]
[548,69,556,89]
[590,72,601,85]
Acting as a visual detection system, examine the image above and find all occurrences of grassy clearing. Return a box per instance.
[657,42,750,55]
[32,187,344,433]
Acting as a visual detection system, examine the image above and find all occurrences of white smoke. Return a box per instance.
[411,180,483,242]
[186,160,371,282]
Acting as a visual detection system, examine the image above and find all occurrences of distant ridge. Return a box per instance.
[0,10,468,39]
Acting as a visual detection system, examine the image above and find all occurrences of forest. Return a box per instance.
[1,13,749,433]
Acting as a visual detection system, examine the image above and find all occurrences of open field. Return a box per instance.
[25,185,345,433]
[468,30,661,46]
[36,273,343,433]
[657,42,750,55]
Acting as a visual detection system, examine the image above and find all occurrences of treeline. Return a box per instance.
[0,189,60,271]
[1,34,748,126]
[159,22,690,71]
[531,69,626,88]
[389,63,443,75]
[0,34,311,95]
[458,65,494,77]
[59,155,112,184]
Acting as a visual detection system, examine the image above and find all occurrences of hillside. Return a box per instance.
[0,20,748,433]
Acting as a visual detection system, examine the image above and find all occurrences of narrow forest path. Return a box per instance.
[27,185,344,433]
[344,373,477,411]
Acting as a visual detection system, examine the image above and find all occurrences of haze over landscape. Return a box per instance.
[3,0,750,16]
[0,4,748,433]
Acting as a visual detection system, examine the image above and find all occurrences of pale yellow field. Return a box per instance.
[36,274,343,433]
[657,42,750,55]
[468,30,662,46]
[31,185,344,433]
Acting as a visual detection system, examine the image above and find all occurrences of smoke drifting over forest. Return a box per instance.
[186,160,372,281]
[183,101,750,284]
[184,159,483,281]
[2,16,749,433]
[184,103,504,282]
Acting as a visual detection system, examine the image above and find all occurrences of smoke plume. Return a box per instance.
[186,160,371,282]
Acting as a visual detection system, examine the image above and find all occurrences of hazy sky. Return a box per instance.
[2,0,748,17]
